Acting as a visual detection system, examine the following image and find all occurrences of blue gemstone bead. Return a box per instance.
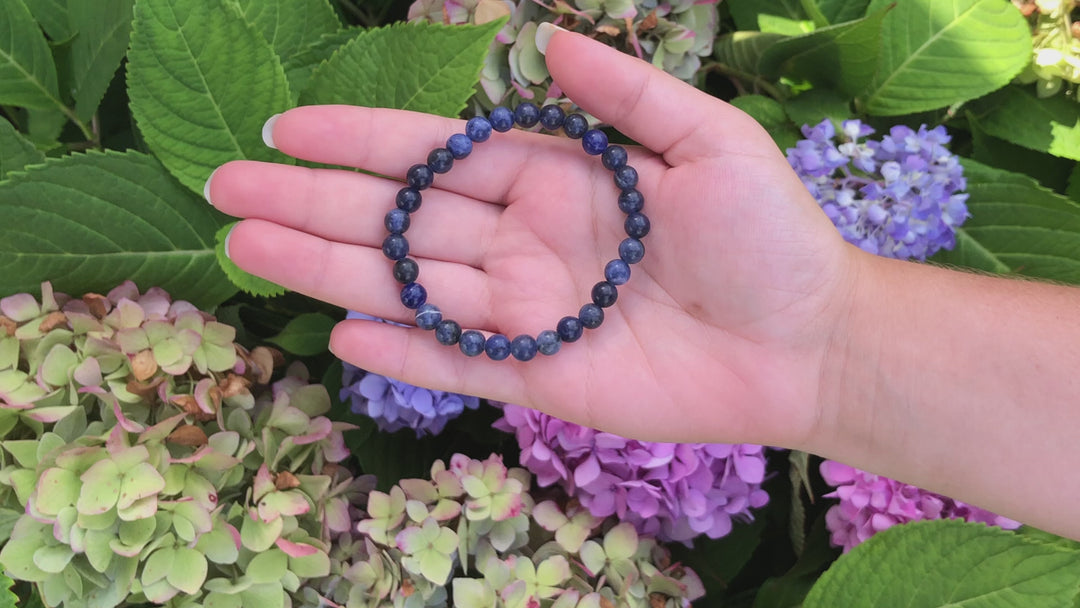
[382,234,409,260]
[447,134,473,159]
[591,281,618,308]
[466,117,492,142]
[618,189,644,213]
[459,330,486,356]
[384,208,410,234]
[537,330,561,355]
[619,238,645,264]
[490,107,515,132]
[407,164,434,190]
[604,259,631,285]
[556,316,583,342]
[396,187,422,212]
[415,303,442,330]
[514,103,540,128]
[435,320,462,345]
[485,334,511,360]
[563,114,588,139]
[511,335,538,361]
[625,212,651,238]
[400,282,427,309]
[582,130,608,155]
[601,145,628,170]
[539,104,565,130]
[614,166,638,191]
[427,148,454,174]
[578,304,604,329]
[393,258,419,283]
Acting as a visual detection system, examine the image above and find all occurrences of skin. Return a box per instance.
[208,29,1080,540]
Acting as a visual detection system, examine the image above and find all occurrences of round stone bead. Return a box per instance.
[384,208,410,234]
[619,238,645,264]
[591,281,618,308]
[556,316,583,342]
[618,189,644,214]
[400,282,427,309]
[511,335,538,362]
[427,148,454,174]
[582,130,608,155]
[459,330,486,357]
[396,187,422,212]
[601,145,628,170]
[578,304,604,329]
[485,334,511,360]
[614,166,638,191]
[489,106,515,132]
[415,303,442,330]
[446,134,473,159]
[563,114,588,139]
[466,117,492,142]
[435,320,462,345]
[539,104,565,130]
[537,330,561,355]
[604,259,631,285]
[625,212,651,239]
[514,103,540,128]
[393,258,419,283]
[382,234,409,260]
[407,164,434,190]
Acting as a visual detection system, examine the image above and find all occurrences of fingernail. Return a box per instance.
[223,224,236,260]
[203,167,219,206]
[535,22,565,56]
[262,113,281,149]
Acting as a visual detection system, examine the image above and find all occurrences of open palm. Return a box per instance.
[208,29,856,449]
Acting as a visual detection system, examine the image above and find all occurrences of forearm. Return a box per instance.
[813,251,1080,539]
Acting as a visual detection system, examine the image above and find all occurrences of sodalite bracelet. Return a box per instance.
[382,102,650,362]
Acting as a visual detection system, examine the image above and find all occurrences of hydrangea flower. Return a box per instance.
[338,311,480,436]
[820,460,1021,552]
[786,119,970,261]
[494,403,769,544]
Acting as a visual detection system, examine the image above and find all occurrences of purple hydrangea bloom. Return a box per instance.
[820,460,1020,552]
[787,119,970,261]
[494,403,769,544]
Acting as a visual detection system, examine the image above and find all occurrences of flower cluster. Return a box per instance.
[786,119,969,261]
[1015,0,1080,96]
[819,460,1021,552]
[406,0,719,111]
[494,404,769,544]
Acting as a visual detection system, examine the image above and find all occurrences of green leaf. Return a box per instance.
[267,313,336,356]
[22,0,73,42]
[66,0,135,123]
[727,0,807,31]
[933,159,1080,285]
[215,222,286,297]
[969,87,1080,162]
[284,28,361,99]
[233,0,340,64]
[127,0,294,194]
[814,0,871,25]
[0,120,45,179]
[0,572,15,608]
[784,88,851,130]
[758,15,815,36]
[759,7,887,96]
[671,516,766,599]
[0,0,63,109]
[713,31,786,76]
[861,0,1031,116]
[246,549,286,584]
[803,520,1080,607]
[730,95,801,152]
[301,20,503,117]
[967,110,1073,192]
[167,547,208,595]
[0,150,237,308]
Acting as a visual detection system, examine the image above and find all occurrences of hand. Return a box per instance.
[206,27,857,448]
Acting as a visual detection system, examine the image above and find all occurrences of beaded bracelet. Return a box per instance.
[381,102,650,362]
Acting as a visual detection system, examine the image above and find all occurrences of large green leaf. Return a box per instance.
[969,87,1080,162]
[784,88,851,130]
[0,0,63,109]
[932,159,1080,284]
[759,6,887,96]
[22,0,73,42]
[284,28,359,99]
[214,222,285,297]
[67,0,135,123]
[967,111,1074,192]
[861,0,1031,116]
[233,0,340,64]
[127,0,294,194]
[267,312,335,356]
[0,572,14,608]
[0,150,236,307]
[713,31,786,76]
[804,520,1080,607]
[727,0,807,32]
[813,0,870,25]
[730,95,801,152]
[0,120,45,179]
[301,20,503,117]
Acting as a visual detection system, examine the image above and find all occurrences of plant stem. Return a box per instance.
[703,61,786,101]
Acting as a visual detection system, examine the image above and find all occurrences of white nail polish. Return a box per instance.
[203,167,218,206]
[223,225,236,260]
[535,22,565,56]
[262,113,281,149]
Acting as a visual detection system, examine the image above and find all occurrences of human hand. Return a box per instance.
[206,26,857,449]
